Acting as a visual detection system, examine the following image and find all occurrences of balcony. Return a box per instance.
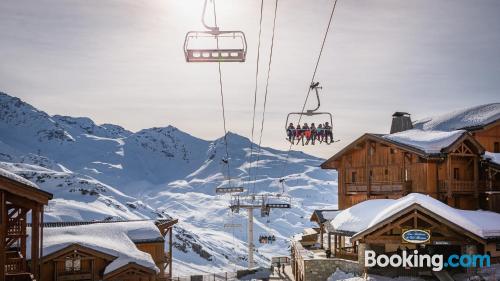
[5,251,26,274]
[335,246,358,261]
[438,180,476,193]
[346,181,411,194]
[57,272,92,281]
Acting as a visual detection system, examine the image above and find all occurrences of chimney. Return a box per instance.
[390,112,413,134]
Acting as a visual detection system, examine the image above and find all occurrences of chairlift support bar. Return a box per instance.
[183,0,247,62]
[284,82,333,130]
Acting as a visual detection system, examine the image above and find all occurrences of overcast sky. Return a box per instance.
[1,0,499,158]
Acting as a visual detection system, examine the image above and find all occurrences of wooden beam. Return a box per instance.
[0,191,6,281]
[31,204,40,279]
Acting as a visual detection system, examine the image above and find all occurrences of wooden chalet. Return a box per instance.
[0,168,53,281]
[321,113,500,211]
[31,219,178,281]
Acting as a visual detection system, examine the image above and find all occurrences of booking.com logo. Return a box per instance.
[365,250,491,271]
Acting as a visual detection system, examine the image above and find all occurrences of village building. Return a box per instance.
[27,219,177,281]
[1,167,53,281]
[291,104,500,281]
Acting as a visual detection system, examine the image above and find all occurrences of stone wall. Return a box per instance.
[302,258,362,281]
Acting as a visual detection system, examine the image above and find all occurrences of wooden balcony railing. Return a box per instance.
[7,219,25,236]
[5,273,34,281]
[5,251,26,274]
[438,180,476,193]
[346,181,411,194]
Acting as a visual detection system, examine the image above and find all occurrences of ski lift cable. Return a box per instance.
[247,0,265,194]
[212,0,232,187]
[252,0,279,191]
[279,0,341,181]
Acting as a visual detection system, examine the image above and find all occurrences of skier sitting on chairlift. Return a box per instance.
[287,123,295,143]
[306,123,317,145]
[316,124,324,143]
[295,124,303,145]
[324,122,333,144]
[299,123,310,146]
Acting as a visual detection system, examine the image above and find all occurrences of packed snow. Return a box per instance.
[328,193,500,238]
[413,103,500,131]
[27,221,162,274]
[383,129,465,154]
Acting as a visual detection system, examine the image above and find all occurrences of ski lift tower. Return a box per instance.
[229,194,291,269]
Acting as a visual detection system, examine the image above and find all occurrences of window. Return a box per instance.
[390,148,396,154]
[65,256,81,272]
[351,172,357,183]
[494,142,500,153]
[453,168,460,180]
[385,169,389,176]
[405,169,408,181]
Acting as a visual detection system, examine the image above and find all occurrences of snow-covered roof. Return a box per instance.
[27,221,162,274]
[328,193,500,239]
[311,209,342,224]
[382,129,465,154]
[484,151,500,166]
[0,166,39,188]
[413,103,500,132]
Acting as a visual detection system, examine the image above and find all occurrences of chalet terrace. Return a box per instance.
[291,104,500,281]
[0,167,53,281]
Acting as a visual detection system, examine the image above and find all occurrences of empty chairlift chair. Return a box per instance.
[184,0,247,62]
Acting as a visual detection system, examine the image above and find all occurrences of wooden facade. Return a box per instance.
[322,121,500,211]
[0,173,53,281]
[38,219,178,281]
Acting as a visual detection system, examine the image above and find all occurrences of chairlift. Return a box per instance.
[216,187,245,194]
[184,0,247,63]
[285,82,336,145]
[259,234,276,244]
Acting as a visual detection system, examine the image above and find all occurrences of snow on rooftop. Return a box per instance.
[484,151,500,166]
[413,103,500,132]
[383,129,465,154]
[0,166,39,188]
[27,221,162,274]
[329,193,500,239]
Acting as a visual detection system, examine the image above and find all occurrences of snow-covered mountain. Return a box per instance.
[0,92,338,275]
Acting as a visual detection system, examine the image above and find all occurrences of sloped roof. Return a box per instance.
[310,209,341,224]
[382,129,466,154]
[327,193,500,240]
[27,220,162,274]
[413,103,500,132]
[0,167,53,202]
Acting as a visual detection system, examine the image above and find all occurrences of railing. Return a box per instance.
[167,272,238,281]
[346,181,410,194]
[438,180,475,193]
[5,251,26,274]
[335,246,358,261]
[5,273,34,281]
[57,272,92,281]
[7,218,25,236]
